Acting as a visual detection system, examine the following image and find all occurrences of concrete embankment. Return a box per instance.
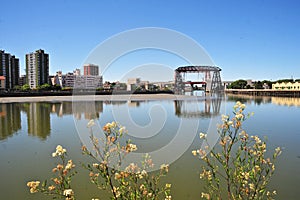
[225,89,300,97]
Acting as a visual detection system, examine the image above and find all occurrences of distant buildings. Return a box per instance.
[64,70,79,88]
[272,82,300,90]
[50,66,103,89]
[84,64,99,76]
[74,75,103,89]
[126,78,174,91]
[0,50,20,89]
[26,49,49,89]
[127,78,141,91]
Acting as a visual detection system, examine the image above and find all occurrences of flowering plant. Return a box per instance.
[83,120,172,200]
[27,145,76,200]
[193,101,281,200]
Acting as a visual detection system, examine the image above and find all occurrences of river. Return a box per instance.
[0,94,299,199]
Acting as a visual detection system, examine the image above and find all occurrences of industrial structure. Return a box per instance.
[174,66,223,94]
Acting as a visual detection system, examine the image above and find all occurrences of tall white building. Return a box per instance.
[26,49,49,89]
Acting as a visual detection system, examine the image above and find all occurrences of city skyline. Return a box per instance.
[1,0,299,81]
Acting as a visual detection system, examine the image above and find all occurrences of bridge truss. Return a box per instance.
[174,66,223,94]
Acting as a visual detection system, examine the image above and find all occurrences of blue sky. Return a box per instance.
[1,0,300,81]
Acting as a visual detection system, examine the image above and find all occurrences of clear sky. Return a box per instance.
[1,0,300,81]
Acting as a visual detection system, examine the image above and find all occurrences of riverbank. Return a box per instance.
[225,89,300,97]
[0,94,211,103]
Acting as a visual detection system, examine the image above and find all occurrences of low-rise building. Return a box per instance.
[49,69,103,89]
[64,72,75,88]
[127,78,141,91]
[151,81,175,90]
[272,82,300,90]
[74,75,103,89]
[51,71,64,87]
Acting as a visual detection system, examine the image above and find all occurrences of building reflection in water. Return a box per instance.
[227,94,300,107]
[0,101,104,141]
[174,97,222,118]
[227,94,272,105]
[51,101,103,120]
[24,102,51,140]
[0,103,21,140]
[271,97,300,107]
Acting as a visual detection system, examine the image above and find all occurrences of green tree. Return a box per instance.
[253,81,263,89]
[228,80,248,89]
[14,85,22,91]
[39,83,52,90]
[262,80,273,89]
[21,84,30,91]
[276,79,293,83]
[52,84,62,91]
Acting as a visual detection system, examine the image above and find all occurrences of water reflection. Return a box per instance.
[0,102,104,141]
[0,103,21,140]
[227,94,272,105]
[23,103,51,140]
[227,94,300,107]
[271,97,300,107]
[174,98,221,118]
[1,95,299,141]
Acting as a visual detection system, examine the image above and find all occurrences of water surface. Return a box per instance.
[0,95,299,199]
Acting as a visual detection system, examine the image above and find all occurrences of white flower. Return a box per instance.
[93,163,99,168]
[52,145,67,157]
[201,192,210,199]
[240,104,246,109]
[119,126,126,134]
[249,183,255,191]
[221,114,229,121]
[199,132,207,139]
[275,147,281,155]
[65,160,75,170]
[165,195,172,200]
[63,189,74,197]
[141,170,147,176]
[126,143,137,152]
[192,150,197,156]
[227,121,233,126]
[235,113,244,120]
[160,164,169,172]
[87,119,95,128]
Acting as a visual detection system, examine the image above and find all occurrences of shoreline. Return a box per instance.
[0,94,211,103]
[225,89,300,97]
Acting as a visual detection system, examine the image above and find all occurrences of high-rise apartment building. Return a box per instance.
[0,50,20,89]
[83,64,99,76]
[26,49,49,89]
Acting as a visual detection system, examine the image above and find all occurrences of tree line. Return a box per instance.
[227,79,299,89]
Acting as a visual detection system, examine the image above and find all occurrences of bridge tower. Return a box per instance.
[174,66,223,94]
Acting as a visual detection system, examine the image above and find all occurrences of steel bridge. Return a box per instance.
[174,66,223,94]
